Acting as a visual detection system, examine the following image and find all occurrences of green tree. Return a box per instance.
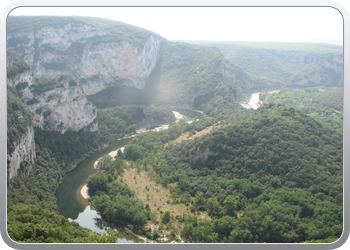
[223,196,239,217]
[162,211,171,224]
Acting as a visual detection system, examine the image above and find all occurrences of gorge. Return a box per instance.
[6,15,344,244]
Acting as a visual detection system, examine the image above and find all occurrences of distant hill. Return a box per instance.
[183,41,343,90]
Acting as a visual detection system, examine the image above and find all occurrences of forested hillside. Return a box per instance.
[7,204,118,243]
[185,41,343,90]
[260,87,343,130]
[122,104,343,242]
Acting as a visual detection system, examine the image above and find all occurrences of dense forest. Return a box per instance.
[7,204,118,243]
[260,87,343,131]
[120,103,342,242]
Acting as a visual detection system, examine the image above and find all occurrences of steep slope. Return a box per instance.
[151,41,246,109]
[122,103,343,242]
[7,53,97,134]
[7,88,35,185]
[185,41,343,91]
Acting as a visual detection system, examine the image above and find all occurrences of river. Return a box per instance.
[240,92,261,109]
[55,108,202,243]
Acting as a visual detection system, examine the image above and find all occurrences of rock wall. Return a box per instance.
[27,81,98,134]
[7,22,162,95]
[7,126,36,184]
[7,54,97,134]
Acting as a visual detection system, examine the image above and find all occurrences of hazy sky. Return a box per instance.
[9,6,343,43]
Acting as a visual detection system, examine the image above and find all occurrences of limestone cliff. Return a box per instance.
[7,54,97,134]
[7,126,36,184]
[7,54,97,183]
[7,17,162,95]
[29,82,98,134]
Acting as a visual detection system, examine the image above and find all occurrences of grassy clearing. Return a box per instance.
[122,167,211,242]
[119,122,224,241]
[166,121,222,146]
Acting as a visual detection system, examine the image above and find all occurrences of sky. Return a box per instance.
[7,6,344,43]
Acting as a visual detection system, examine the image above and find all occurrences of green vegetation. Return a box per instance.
[7,204,118,243]
[7,53,31,78]
[7,103,175,211]
[87,158,150,227]
[121,103,342,242]
[88,86,145,108]
[7,99,175,242]
[32,105,174,174]
[31,76,64,95]
[185,41,343,89]
[148,41,243,107]
[260,87,343,130]
[8,146,62,212]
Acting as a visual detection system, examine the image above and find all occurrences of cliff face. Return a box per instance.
[7,54,98,183]
[28,81,98,134]
[7,126,36,184]
[7,21,162,95]
[7,54,97,134]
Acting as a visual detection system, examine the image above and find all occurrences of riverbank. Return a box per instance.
[164,106,206,116]
[57,108,203,242]
[124,227,154,243]
[93,147,125,169]
[80,185,90,200]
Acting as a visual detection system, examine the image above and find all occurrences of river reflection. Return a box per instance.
[68,205,144,243]
[55,138,132,219]
[55,108,202,243]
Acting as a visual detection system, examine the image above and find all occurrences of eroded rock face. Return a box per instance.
[27,80,98,134]
[189,144,218,164]
[7,54,97,134]
[7,22,162,95]
[7,126,35,184]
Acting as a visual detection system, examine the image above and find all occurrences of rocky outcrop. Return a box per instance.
[7,126,35,184]
[7,20,162,95]
[28,83,97,134]
[189,144,218,164]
